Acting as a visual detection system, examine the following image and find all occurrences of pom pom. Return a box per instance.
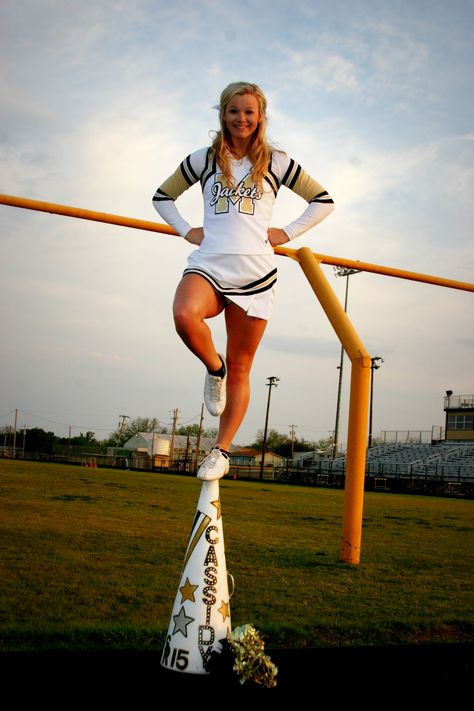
[228,624,278,688]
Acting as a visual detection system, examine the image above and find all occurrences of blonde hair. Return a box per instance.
[211,82,271,187]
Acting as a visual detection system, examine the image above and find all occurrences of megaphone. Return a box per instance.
[161,479,232,675]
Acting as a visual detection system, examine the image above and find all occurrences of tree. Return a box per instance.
[70,431,97,446]
[108,417,168,447]
[176,424,200,437]
[314,436,335,458]
[56,431,98,447]
[22,427,57,454]
[251,429,333,458]
[108,416,216,447]
[251,428,293,457]
[176,424,218,438]
[0,426,14,446]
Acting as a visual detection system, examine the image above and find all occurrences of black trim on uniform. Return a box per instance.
[180,155,199,186]
[236,266,277,290]
[183,266,277,297]
[268,155,281,187]
[152,188,173,202]
[281,158,295,186]
[264,174,278,197]
[287,163,301,189]
[311,190,334,204]
[201,148,217,190]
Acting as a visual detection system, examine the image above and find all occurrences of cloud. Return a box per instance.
[278,47,360,92]
[273,15,436,107]
[262,334,339,359]
[1,0,473,447]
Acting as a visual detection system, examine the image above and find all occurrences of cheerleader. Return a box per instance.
[152,81,334,480]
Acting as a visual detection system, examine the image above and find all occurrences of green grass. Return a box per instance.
[0,459,473,651]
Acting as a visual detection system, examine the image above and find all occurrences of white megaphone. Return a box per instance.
[161,479,233,675]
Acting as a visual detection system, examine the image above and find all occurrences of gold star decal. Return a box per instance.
[179,577,199,603]
[217,599,230,622]
[211,499,222,519]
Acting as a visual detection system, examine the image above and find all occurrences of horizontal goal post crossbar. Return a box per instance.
[1,192,473,293]
[274,246,474,293]
[0,193,178,236]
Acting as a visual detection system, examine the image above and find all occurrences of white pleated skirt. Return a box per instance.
[183,250,277,320]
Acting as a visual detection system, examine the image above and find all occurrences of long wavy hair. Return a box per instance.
[211,82,272,187]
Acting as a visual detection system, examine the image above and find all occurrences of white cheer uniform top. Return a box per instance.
[152,147,334,255]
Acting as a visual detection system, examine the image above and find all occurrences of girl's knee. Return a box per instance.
[173,308,197,336]
[226,357,252,382]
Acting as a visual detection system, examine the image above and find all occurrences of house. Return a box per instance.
[230,448,259,465]
[230,447,286,468]
[122,432,235,468]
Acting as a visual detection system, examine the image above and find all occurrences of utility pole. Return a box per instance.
[151,418,157,469]
[185,428,191,472]
[260,376,279,480]
[118,415,129,441]
[169,408,179,469]
[194,403,204,473]
[13,408,18,456]
[116,415,129,458]
[289,424,297,464]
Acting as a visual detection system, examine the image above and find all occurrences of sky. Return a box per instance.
[1,0,473,449]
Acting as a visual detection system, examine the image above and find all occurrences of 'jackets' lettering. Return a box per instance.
[211,173,262,215]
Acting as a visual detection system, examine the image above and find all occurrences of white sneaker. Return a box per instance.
[197,447,230,481]
[204,354,227,416]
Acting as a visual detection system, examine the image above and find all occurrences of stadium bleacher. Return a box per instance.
[320,441,474,481]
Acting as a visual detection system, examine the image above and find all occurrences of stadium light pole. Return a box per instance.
[332,267,361,458]
[368,357,384,447]
[260,376,279,480]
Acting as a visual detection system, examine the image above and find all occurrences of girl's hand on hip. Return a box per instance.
[184,227,204,245]
[267,228,290,247]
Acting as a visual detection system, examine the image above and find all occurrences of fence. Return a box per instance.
[376,429,443,444]
[2,447,473,498]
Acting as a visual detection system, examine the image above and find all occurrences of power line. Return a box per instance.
[15,408,114,432]
[8,407,203,433]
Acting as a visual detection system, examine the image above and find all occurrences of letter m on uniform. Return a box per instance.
[212,173,256,215]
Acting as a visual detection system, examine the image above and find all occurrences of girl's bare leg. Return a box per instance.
[172,274,225,372]
[173,277,267,477]
[215,302,267,451]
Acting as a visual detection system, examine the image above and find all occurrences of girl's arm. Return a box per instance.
[152,149,207,238]
[272,154,335,241]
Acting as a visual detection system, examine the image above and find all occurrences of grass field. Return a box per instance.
[1,459,473,652]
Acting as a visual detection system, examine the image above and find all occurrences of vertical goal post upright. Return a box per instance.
[1,193,473,564]
[291,246,371,565]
